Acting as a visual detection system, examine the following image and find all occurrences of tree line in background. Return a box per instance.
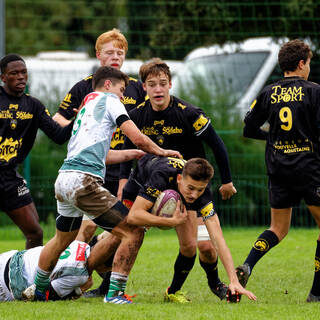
[5,0,320,60]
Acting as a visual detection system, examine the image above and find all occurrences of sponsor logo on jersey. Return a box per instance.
[122,96,136,105]
[154,120,164,126]
[200,202,214,218]
[270,85,304,104]
[110,128,125,149]
[0,137,22,162]
[76,242,87,261]
[273,139,312,154]
[83,92,99,105]
[10,119,17,130]
[16,111,34,120]
[193,114,209,132]
[315,256,320,272]
[0,110,13,119]
[9,104,18,110]
[168,157,186,169]
[156,135,164,145]
[177,102,187,110]
[17,183,30,197]
[253,239,269,252]
[145,186,161,199]
[63,93,72,103]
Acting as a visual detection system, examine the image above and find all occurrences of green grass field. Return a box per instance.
[0,226,319,320]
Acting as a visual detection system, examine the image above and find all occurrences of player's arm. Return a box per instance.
[204,215,256,301]
[127,196,187,228]
[243,97,268,140]
[200,125,236,200]
[105,149,145,165]
[119,118,181,158]
[37,103,74,144]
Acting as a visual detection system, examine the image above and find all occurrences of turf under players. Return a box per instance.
[238,39,320,303]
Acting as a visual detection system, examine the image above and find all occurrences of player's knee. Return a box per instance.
[77,222,98,243]
[180,241,197,257]
[25,227,43,248]
[198,241,217,262]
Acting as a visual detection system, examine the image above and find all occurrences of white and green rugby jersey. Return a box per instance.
[60,91,129,179]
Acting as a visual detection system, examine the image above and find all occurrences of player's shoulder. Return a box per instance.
[171,95,198,110]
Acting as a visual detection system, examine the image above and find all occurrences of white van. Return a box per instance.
[171,37,288,115]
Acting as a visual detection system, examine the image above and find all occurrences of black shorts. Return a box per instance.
[268,175,320,208]
[0,169,33,212]
[121,175,141,203]
[103,179,119,197]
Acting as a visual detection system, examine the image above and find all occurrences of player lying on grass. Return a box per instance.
[0,240,93,301]
[122,154,256,303]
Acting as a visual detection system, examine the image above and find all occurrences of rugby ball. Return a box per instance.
[151,189,181,230]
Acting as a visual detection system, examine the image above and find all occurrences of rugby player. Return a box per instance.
[237,39,320,303]
[1,240,92,301]
[0,54,73,249]
[118,58,237,302]
[52,28,147,249]
[22,66,181,304]
[123,154,256,303]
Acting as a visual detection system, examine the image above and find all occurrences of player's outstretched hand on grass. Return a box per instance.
[226,282,256,303]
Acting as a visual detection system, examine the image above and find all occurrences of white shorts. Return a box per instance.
[0,250,17,301]
[55,171,118,220]
[197,225,211,241]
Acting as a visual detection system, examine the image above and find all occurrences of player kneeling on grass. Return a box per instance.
[123,154,257,303]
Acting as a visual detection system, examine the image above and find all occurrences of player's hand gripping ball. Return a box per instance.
[151,189,182,230]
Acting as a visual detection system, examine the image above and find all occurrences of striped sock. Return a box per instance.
[34,267,51,293]
[106,272,128,298]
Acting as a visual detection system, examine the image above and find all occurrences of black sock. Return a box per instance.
[98,271,112,295]
[88,235,98,248]
[244,230,279,273]
[310,240,320,296]
[199,258,221,288]
[168,252,196,294]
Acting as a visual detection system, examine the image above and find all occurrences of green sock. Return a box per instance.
[107,272,128,298]
[34,267,51,293]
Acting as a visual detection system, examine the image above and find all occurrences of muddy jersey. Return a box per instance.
[244,76,320,179]
[0,87,72,170]
[60,92,129,179]
[120,96,211,178]
[129,154,216,221]
[57,75,146,180]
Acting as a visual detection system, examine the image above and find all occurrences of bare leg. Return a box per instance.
[111,218,144,275]
[7,202,43,249]
[38,228,79,272]
[76,219,98,243]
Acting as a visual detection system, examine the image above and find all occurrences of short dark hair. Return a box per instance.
[278,39,312,73]
[0,54,25,74]
[182,158,214,182]
[92,66,129,89]
[139,58,171,83]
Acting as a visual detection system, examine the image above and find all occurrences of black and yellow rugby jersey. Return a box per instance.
[244,76,320,177]
[57,74,146,180]
[57,75,146,119]
[122,95,210,156]
[0,87,72,169]
[134,154,216,220]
